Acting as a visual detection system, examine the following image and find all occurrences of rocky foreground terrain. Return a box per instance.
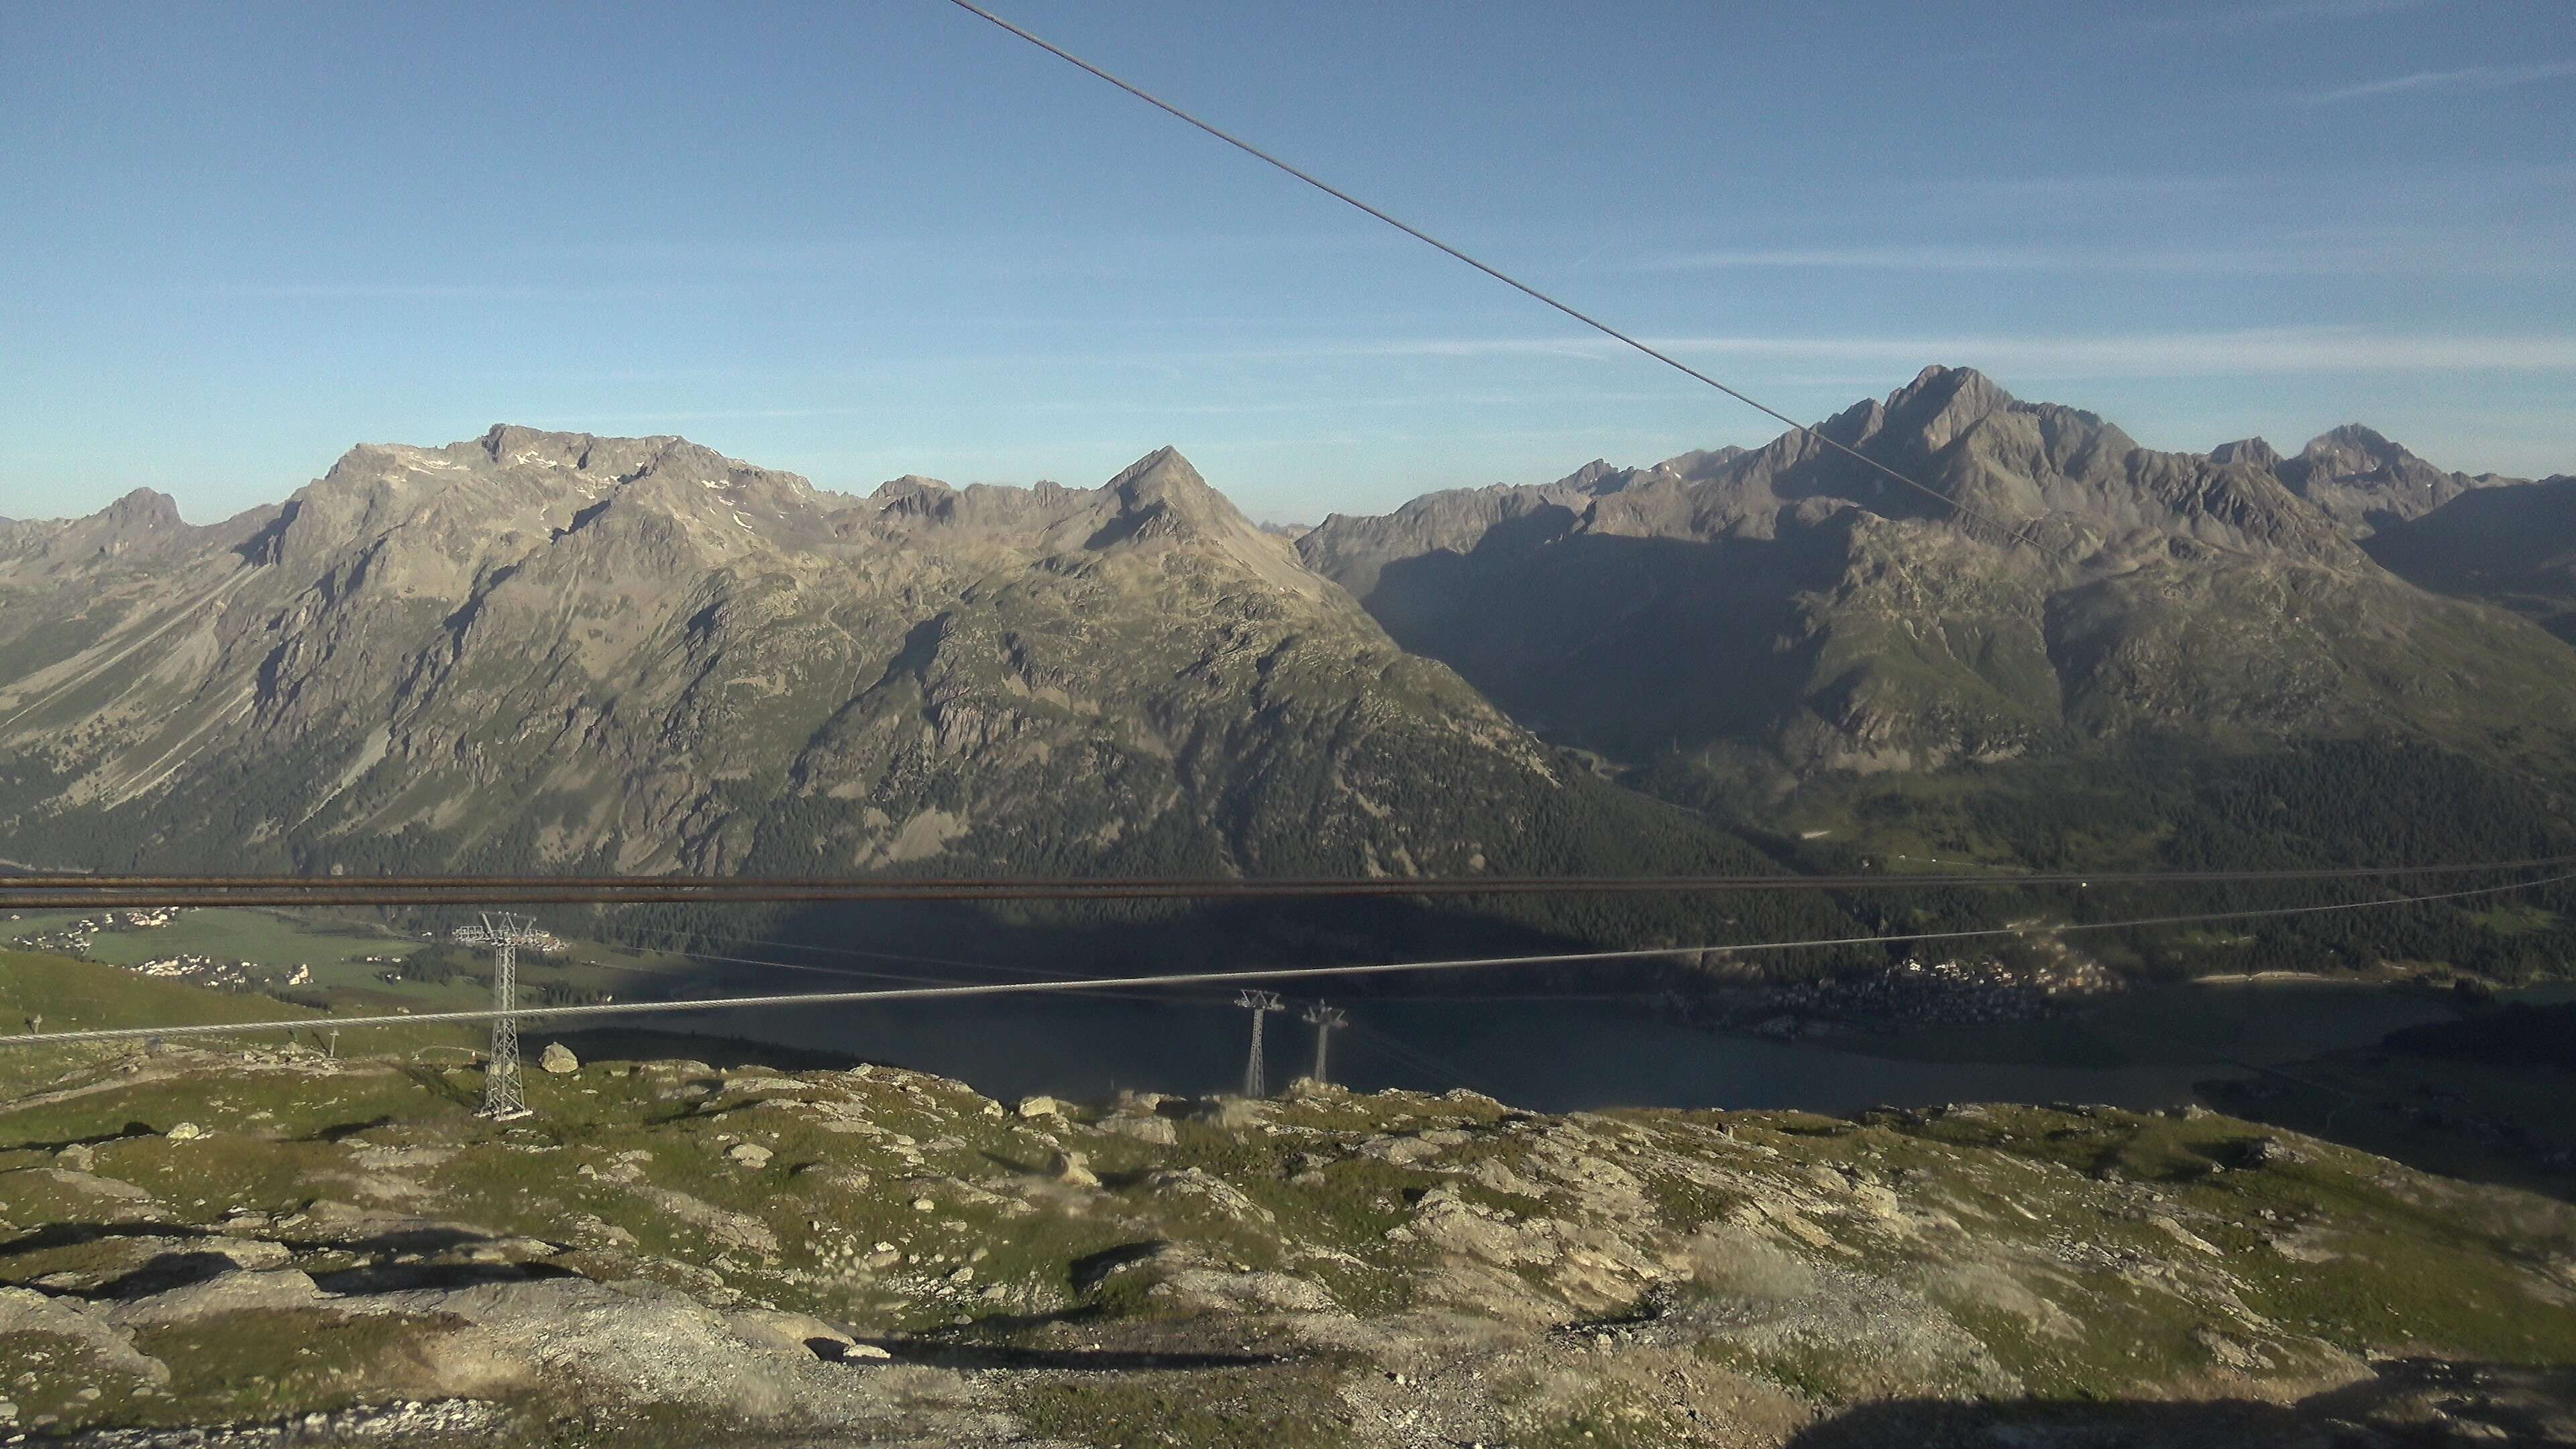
[3,1020,2572,1446]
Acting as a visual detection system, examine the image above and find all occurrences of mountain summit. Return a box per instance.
[2269,423,2515,533]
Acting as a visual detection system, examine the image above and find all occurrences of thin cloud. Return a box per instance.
[2144,0,2428,33]
[2305,60,2576,105]
[1935,172,2258,204]
[1649,246,2056,272]
[1681,330,2576,376]
[2245,0,2424,15]
[201,282,589,301]
[567,407,878,425]
[1344,329,2576,377]
[1638,243,2450,276]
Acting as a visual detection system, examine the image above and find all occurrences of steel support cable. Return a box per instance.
[938,0,2065,558]
[8,868,2564,1049]
[8,855,2576,908]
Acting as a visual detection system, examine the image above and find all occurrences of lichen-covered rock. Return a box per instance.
[1094,1112,1178,1145]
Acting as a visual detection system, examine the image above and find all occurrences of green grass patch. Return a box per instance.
[0,1329,162,1432]
[1010,1360,1360,1449]
[131,1308,468,1425]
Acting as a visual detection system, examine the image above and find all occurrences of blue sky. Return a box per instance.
[3,0,2570,525]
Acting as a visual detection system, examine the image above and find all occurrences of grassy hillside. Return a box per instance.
[0,950,328,1097]
[0,949,496,1099]
[0,1046,2571,1444]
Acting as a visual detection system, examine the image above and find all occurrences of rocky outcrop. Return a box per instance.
[1,1042,2569,1446]
[2209,436,2282,470]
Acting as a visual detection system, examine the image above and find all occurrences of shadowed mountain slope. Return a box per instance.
[1299,367,2576,782]
[2363,476,2576,645]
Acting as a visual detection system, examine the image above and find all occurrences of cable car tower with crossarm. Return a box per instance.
[1236,989,1284,1097]
[453,913,561,1120]
[1302,1002,1346,1087]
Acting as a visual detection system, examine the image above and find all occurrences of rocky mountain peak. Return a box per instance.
[869,474,955,520]
[1552,460,1624,494]
[2307,422,2399,453]
[1651,445,1750,481]
[1106,445,1214,507]
[2211,437,2283,470]
[2276,423,2510,532]
[458,426,773,500]
[1817,396,1888,448]
[1100,446,1259,541]
[0,486,201,568]
[98,488,184,533]
[247,426,815,602]
[477,423,596,468]
[0,486,180,532]
[2296,424,2421,478]
[875,474,953,497]
[1880,365,2015,451]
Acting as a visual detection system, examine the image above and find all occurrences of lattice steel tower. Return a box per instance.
[1236,989,1283,1097]
[1302,1003,1346,1087]
[453,913,561,1120]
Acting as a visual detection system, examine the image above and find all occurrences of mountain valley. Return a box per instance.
[5,372,2575,983]
[6,388,2576,1446]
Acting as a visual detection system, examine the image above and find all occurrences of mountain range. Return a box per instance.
[4,368,2573,970]
[1,428,1775,884]
[1298,367,2575,781]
